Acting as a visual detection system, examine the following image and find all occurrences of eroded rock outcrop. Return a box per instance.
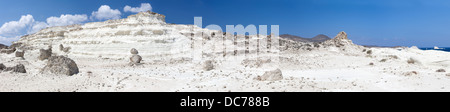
[436,69,446,73]
[42,56,79,76]
[39,48,52,60]
[256,69,283,81]
[324,31,353,47]
[0,44,7,49]
[59,44,64,51]
[202,60,214,71]
[0,63,5,71]
[15,51,24,58]
[4,64,26,73]
[0,47,16,54]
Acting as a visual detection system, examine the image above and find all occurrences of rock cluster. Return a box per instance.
[129,48,142,65]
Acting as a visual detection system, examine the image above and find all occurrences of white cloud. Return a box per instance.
[91,5,122,20]
[0,36,20,46]
[46,14,88,27]
[0,14,89,41]
[124,3,152,13]
[28,21,48,34]
[0,15,34,36]
[27,14,88,34]
[0,5,125,44]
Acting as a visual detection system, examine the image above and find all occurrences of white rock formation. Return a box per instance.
[0,11,449,92]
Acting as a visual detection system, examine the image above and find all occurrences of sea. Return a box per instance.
[419,47,450,52]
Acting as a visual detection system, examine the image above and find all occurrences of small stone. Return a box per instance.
[62,47,71,52]
[436,69,446,73]
[130,54,142,64]
[202,60,214,71]
[407,57,420,64]
[403,71,418,76]
[130,48,138,54]
[39,48,52,60]
[152,30,165,35]
[257,69,283,81]
[59,44,64,51]
[15,51,24,58]
[0,63,5,70]
[366,50,372,55]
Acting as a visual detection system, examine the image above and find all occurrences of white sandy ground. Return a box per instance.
[1,46,449,92]
[1,11,449,92]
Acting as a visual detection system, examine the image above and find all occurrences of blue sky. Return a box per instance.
[1,0,450,47]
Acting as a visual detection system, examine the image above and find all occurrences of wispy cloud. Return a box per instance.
[124,3,152,13]
[0,36,20,46]
[47,14,88,27]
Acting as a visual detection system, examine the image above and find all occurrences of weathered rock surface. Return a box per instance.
[39,48,52,60]
[130,54,142,64]
[436,69,446,72]
[0,63,5,71]
[130,48,139,54]
[0,48,16,54]
[15,51,24,58]
[42,56,79,76]
[256,69,283,81]
[0,44,7,49]
[202,60,214,71]
[4,64,26,73]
